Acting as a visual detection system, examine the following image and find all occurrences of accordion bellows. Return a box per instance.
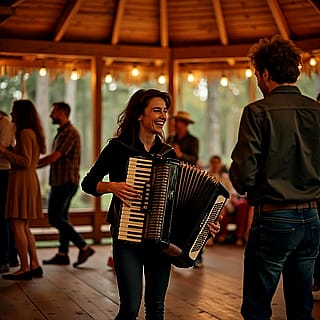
[116,156,229,268]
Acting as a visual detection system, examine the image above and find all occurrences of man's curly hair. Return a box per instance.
[249,34,302,84]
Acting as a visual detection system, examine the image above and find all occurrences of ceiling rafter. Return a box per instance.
[0,6,15,25]
[53,0,84,42]
[266,0,291,40]
[0,0,24,25]
[160,0,169,48]
[0,6,15,15]
[308,0,320,13]
[111,0,126,45]
[5,0,25,6]
[211,0,228,46]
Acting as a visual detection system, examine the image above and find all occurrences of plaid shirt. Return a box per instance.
[49,121,80,186]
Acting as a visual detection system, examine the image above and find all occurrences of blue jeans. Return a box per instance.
[313,201,320,287]
[113,239,171,320]
[47,183,86,254]
[242,207,320,320]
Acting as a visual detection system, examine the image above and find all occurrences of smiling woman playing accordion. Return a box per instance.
[81,89,225,320]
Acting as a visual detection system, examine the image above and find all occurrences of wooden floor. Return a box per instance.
[0,243,319,320]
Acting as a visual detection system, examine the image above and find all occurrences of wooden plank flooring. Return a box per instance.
[0,243,319,320]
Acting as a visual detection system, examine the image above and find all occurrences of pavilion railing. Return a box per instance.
[29,210,110,244]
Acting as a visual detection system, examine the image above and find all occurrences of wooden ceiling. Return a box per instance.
[0,0,320,75]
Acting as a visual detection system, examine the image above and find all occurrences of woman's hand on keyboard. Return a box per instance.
[109,182,141,206]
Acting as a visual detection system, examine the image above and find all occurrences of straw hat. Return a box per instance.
[172,111,195,124]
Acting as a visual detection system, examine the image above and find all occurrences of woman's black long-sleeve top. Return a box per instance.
[81,135,176,228]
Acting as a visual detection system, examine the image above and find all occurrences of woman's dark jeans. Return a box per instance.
[113,239,171,320]
[242,207,320,320]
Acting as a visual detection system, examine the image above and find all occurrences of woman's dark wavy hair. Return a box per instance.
[12,99,46,154]
[116,89,171,144]
[249,34,301,84]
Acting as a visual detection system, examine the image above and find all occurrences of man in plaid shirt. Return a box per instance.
[38,102,94,267]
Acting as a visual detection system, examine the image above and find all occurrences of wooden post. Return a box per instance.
[205,79,221,164]
[91,56,103,243]
[167,51,179,136]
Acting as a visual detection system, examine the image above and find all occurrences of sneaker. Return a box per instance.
[43,254,70,265]
[73,247,95,268]
[0,263,9,274]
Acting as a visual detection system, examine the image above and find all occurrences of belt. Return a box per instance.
[260,200,318,212]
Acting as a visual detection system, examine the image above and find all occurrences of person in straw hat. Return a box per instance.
[166,111,199,166]
[167,111,205,268]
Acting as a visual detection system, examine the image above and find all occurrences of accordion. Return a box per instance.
[115,156,229,268]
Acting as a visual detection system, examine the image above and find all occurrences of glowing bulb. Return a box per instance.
[132,66,139,77]
[70,69,79,80]
[187,72,195,83]
[39,66,47,77]
[158,74,166,85]
[245,68,253,78]
[309,57,317,66]
[105,73,113,83]
[220,75,228,87]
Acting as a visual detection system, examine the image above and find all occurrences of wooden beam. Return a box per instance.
[53,0,85,42]
[308,0,320,13]
[266,0,291,40]
[0,6,15,25]
[0,38,170,60]
[111,0,126,45]
[160,0,169,48]
[7,0,25,7]
[211,0,228,45]
[0,37,319,65]
[172,44,251,61]
[0,6,15,15]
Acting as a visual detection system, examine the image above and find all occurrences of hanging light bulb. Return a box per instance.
[220,75,228,87]
[39,66,47,77]
[105,72,113,83]
[245,68,253,78]
[158,74,166,85]
[187,72,195,83]
[70,69,79,80]
[132,66,139,77]
[309,56,317,67]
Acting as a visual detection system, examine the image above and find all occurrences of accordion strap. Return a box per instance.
[115,139,174,159]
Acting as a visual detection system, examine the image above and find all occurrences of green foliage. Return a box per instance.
[0,74,22,111]
[1,71,319,209]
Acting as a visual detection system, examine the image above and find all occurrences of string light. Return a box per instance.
[158,74,166,85]
[187,72,195,83]
[104,72,113,83]
[132,66,139,77]
[220,75,229,87]
[309,56,317,66]
[70,69,79,80]
[39,66,47,77]
[245,68,253,78]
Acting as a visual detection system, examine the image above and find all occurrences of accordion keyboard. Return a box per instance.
[118,157,153,242]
